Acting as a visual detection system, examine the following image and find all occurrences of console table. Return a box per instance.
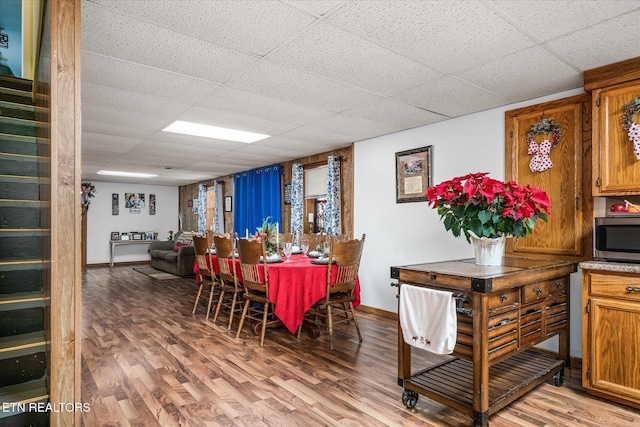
[391,257,576,427]
[109,239,157,267]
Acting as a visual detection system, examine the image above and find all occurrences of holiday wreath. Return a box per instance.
[526,117,562,173]
[622,96,640,160]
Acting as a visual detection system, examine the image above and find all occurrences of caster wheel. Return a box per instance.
[553,369,564,386]
[402,389,418,409]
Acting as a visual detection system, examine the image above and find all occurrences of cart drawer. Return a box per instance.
[522,277,567,304]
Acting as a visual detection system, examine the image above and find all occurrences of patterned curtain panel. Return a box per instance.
[213,181,224,233]
[234,164,282,237]
[326,156,341,235]
[197,184,207,233]
[290,163,304,243]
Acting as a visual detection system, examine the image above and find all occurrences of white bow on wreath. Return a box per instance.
[622,97,640,160]
[526,117,561,173]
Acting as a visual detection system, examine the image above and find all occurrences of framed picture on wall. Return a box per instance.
[224,196,232,212]
[149,194,156,215]
[395,145,433,203]
[112,193,119,215]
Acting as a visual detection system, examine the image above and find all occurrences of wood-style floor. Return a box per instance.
[81,265,640,427]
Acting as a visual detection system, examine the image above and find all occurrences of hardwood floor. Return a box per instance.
[81,265,640,426]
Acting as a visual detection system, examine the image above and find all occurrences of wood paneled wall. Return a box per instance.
[178,146,354,236]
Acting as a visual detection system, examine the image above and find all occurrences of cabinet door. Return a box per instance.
[594,81,640,195]
[505,95,592,261]
[588,297,640,402]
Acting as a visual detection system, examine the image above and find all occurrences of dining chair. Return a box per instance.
[300,233,319,252]
[192,234,219,320]
[212,232,244,330]
[279,232,294,244]
[235,237,280,347]
[304,234,366,350]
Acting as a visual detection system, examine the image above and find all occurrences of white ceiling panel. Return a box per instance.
[81,52,222,103]
[82,1,258,83]
[393,77,508,118]
[487,0,640,42]
[458,46,583,103]
[228,60,385,113]
[198,87,334,126]
[267,21,443,96]
[88,0,317,56]
[77,1,639,185]
[543,9,640,70]
[326,1,535,73]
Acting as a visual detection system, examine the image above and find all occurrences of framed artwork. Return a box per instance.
[112,193,119,215]
[120,233,130,241]
[132,233,143,240]
[145,231,154,240]
[110,232,120,241]
[124,193,145,209]
[149,194,156,215]
[395,145,433,203]
[224,196,232,212]
[187,199,193,207]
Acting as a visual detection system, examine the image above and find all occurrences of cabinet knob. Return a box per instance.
[626,286,640,293]
[555,281,563,288]
[535,287,543,295]
[500,293,508,302]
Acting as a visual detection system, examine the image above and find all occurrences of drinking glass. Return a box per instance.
[300,238,309,257]
[284,242,293,262]
[323,241,330,257]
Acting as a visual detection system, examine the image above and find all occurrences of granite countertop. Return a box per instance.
[579,260,640,274]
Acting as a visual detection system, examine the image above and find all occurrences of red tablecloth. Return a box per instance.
[195,254,361,334]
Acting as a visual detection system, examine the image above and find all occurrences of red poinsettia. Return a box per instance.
[426,172,550,242]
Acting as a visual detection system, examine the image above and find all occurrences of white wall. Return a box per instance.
[354,88,585,357]
[85,181,179,264]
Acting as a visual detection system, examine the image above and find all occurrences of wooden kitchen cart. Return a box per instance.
[391,258,576,427]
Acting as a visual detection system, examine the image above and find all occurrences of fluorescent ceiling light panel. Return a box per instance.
[97,170,158,178]
[162,120,270,143]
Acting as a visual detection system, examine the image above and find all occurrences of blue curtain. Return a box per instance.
[197,184,207,233]
[234,164,282,237]
[290,163,304,243]
[326,156,341,235]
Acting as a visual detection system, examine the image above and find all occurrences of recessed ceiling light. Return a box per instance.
[162,120,270,143]
[97,170,158,178]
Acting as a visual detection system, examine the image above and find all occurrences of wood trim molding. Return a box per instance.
[584,56,640,92]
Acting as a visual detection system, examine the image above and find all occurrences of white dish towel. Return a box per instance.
[399,284,457,355]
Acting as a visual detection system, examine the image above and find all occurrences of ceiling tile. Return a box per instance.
[81,51,222,103]
[173,106,298,136]
[81,132,143,154]
[308,114,402,141]
[327,1,535,73]
[88,0,317,56]
[544,9,640,70]
[82,119,156,140]
[344,98,449,129]
[488,0,640,42]
[82,1,258,83]
[457,46,583,103]
[228,60,384,113]
[267,22,443,96]
[393,77,508,118]
[82,104,172,132]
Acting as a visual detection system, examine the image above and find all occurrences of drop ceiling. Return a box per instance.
[80,0,640,185]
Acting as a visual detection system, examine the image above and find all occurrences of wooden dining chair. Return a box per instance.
[300,233,319,252]
[235,237,279,347]
[305,234,366,350]
[192,234,219,320]
[212,232,244,330]
[279,232,294,244]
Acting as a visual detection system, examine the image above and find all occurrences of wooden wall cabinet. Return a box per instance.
[505,94,592,262]
[581,267,640,409]
[585,57,640,195]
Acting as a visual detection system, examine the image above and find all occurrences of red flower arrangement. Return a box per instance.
[426,172,551,242]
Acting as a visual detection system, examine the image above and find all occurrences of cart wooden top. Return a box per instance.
[391,257,576,293]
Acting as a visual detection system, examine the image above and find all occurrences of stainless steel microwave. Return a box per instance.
[594,216,640,262]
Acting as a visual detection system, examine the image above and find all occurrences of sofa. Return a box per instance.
[149,231,196,276]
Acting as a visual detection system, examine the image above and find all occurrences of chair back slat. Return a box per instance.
[213,233,238,288]
[237,238,269,296]
[326,234,366,298]
[193,235,214,277]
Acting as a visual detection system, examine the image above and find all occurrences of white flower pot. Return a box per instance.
[470,234,505,266]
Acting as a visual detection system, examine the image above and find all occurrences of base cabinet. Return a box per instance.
[582,268,640,408]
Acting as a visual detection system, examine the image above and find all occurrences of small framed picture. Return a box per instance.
[224,196,232,212]
[110,232,120,241]
[153,232,158,240]
[145,231,154,240]
[132,233,143,240]
[121,233,130,241]
[395,145,433,203]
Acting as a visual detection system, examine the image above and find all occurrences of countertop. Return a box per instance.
[579,260,640,274]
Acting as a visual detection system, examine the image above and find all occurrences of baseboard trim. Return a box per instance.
[357,305,397,320]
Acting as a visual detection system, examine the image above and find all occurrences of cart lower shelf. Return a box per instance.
[402,349,565,420]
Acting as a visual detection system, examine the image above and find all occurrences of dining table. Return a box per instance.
[195,253,361,334]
